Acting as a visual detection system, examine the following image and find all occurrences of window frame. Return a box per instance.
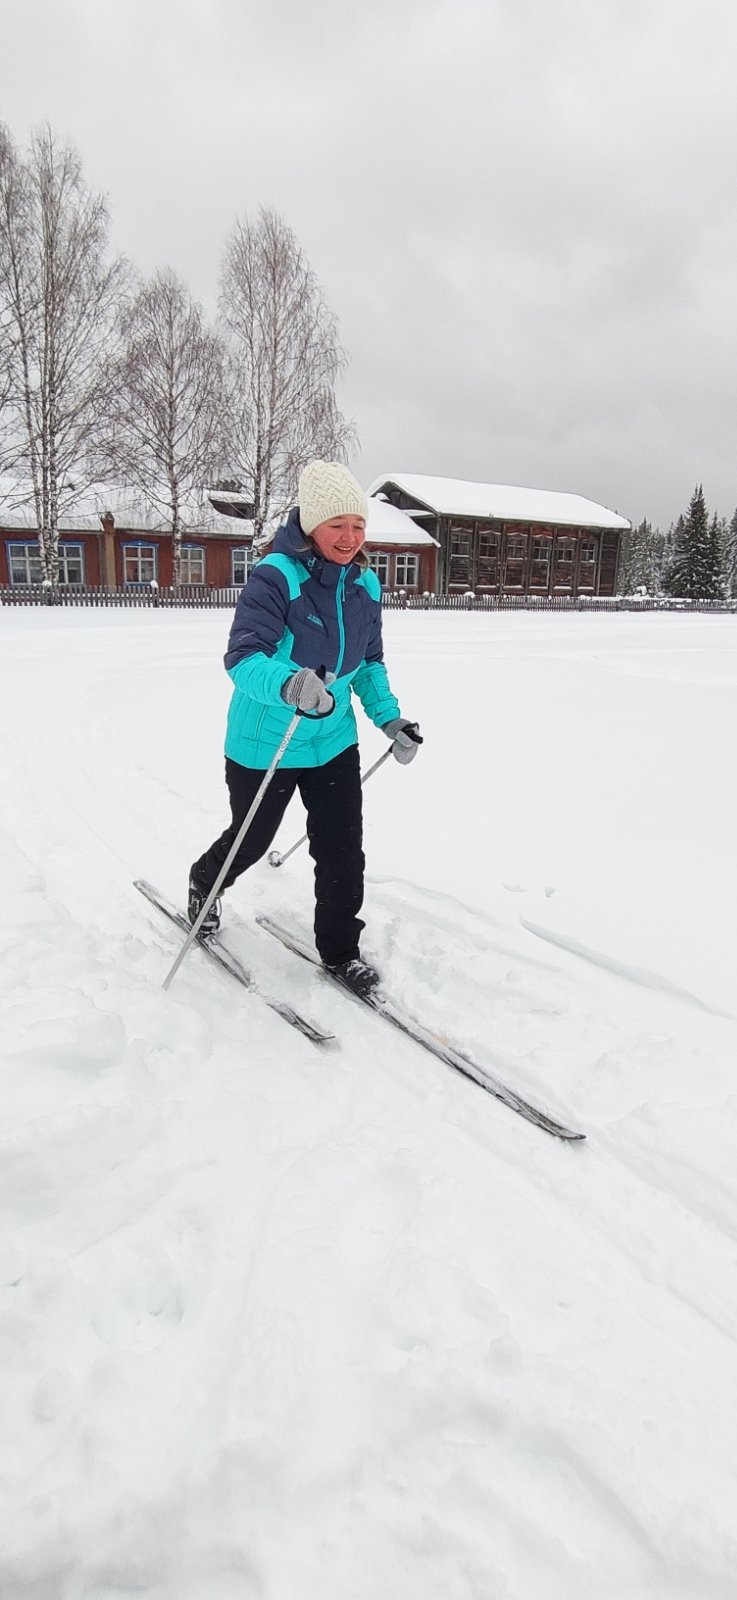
[369,550,391,587]
[178,543,205,584]
[59,541,85,586]
[122,541,158,586]
[394,552,419,589]
[7,540,45,586]
[231,545,255,586]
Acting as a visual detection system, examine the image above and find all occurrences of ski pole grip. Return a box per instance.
[297,663,336,720]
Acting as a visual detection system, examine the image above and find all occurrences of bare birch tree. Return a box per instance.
[99,268,228,581]
[219,207,356,538]
[0,124,126,582]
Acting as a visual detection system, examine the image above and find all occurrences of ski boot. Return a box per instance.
[187,876,221,938]
[325,956,381,1000]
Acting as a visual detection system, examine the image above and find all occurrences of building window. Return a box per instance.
[553,536,576,585]
[179,544,205,583]
[504,531,528,587]
[123,543,157,585]
[449,521,472,586]
[394,552,418,588]
[477,526,500,587]
[8,541,45,586]
[231,546,255,585]
[59,542,84,585]
[579,538,598,587]
[530,536,551,588]
[369,551,391,585]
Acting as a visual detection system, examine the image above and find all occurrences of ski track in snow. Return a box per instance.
[1,608,736,1600]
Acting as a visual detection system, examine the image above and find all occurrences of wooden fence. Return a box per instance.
[1,583,735,615]
[0,583,242,609]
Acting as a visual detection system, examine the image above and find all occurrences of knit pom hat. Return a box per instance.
[298,460,368,536]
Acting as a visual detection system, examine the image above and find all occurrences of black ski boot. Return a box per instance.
[325,956,381,1000]
[187,876,221,938]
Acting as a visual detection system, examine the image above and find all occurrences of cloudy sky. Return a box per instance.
[3,0,737,529]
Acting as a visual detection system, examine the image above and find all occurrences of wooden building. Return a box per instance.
[367,473,630,598]
[0,484,435,595]
[0,489,254,591]
[363,497,438,592]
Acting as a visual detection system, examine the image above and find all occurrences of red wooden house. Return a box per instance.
[0,484,436,595]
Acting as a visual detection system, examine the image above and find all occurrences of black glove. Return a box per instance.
[382,717,423,765]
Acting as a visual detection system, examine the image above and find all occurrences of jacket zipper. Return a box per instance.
[334,569,347,677]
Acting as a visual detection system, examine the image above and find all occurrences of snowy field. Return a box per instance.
[1,604,736,1600]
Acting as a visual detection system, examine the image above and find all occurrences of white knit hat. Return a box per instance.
[298,460,368,535]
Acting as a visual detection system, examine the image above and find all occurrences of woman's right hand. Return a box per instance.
[281,668,335,716]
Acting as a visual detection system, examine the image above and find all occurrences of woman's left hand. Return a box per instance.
[382,718,423,765]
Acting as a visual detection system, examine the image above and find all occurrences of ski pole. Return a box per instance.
[267,745,394,869]
[162,709,303,990]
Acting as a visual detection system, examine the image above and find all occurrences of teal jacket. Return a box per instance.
[223,509,401,769]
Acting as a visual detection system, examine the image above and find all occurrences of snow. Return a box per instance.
[0,476,251,536]
[366,496,438,546]
[1,605,736,1599]
[367,471,631,530]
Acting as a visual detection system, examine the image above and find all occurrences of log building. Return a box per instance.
[367,474,630,598]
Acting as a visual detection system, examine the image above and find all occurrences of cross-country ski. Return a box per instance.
[257,912,585,1141]
[134,878,334,1045]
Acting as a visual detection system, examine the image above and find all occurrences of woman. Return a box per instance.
[188,460,421,997]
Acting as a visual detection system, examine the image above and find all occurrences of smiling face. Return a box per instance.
[310,514,367,565]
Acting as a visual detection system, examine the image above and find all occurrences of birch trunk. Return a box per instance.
[0,124,126,584]
[219,207,356,540]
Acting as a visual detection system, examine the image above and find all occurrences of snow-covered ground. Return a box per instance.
[1,605,736,1600]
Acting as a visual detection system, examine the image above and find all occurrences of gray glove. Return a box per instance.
[382,717,423,765]
[281,667,335,716]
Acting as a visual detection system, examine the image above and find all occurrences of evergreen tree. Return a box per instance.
[724,508,737,598]
[662,513,687,596]
[706,514,726,600]
[663,486,723,599]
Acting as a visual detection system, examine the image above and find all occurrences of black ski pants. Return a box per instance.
[190,743,365,968]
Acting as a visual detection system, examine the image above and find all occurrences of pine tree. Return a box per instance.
[724,508,737,598]
[663,486,723,599]
[705,514,726,600]
[621,518,665,594]
[662,512,688,596]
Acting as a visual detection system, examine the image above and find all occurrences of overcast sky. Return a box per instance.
[3,0,737,529]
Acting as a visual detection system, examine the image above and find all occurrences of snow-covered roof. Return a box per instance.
[365,496,438,547]
[0,474,433,548]
[367,473,630,532]
[0,478,252,538]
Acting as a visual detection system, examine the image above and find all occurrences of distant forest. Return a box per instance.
[619,486,737,599]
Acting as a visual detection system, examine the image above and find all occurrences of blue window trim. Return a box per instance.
[122,540,159,586]
[6,539,45,585]
[178,542,206,582]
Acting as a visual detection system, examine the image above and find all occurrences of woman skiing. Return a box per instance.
[188,460,421,997]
